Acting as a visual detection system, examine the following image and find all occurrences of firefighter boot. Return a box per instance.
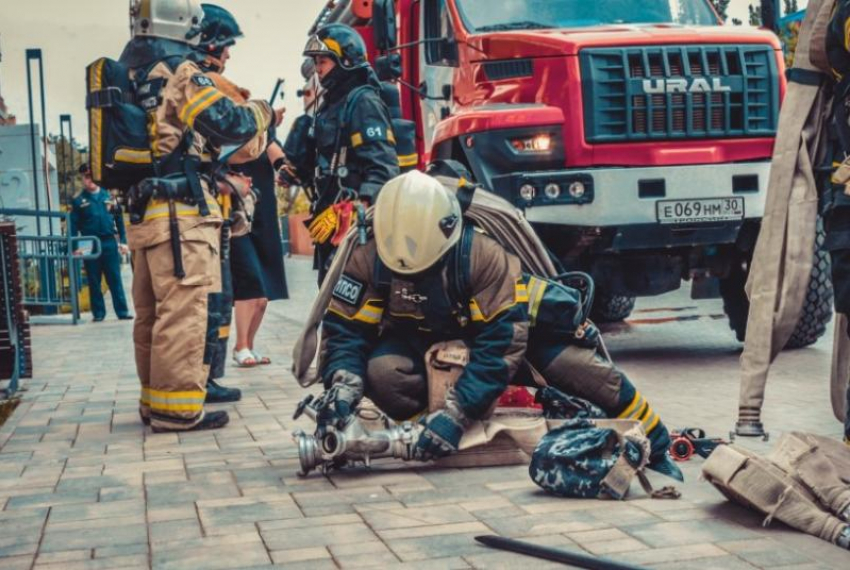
[205,379,242,403]
[152,411,230,433]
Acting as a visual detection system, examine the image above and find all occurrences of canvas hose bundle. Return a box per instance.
[737,0,836,436]
[702,432,850,550]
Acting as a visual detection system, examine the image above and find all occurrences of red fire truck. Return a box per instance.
[308,0,832,347]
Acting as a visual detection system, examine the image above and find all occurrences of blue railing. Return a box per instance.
[0,209,101,325]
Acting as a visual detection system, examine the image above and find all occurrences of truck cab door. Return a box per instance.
[418,0,457,154]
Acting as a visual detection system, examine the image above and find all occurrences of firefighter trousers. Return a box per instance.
[130,220,222,430]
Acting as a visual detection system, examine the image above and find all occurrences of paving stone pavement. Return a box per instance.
[0,256,848,569]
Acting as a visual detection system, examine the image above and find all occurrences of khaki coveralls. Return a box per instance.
[129,59,271,430]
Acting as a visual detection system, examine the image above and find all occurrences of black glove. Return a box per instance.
[573,320,600,349]
[315,370,364,434]
[414,396,471,461]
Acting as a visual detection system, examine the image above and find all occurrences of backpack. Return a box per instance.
[529,418,678,500]
[86,57,156,190]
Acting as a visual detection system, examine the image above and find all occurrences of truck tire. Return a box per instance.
[591,293,636,323]
[720,227,833,349]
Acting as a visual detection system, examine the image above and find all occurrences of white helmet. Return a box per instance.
[373,171,463,275]
[130,0,205,45]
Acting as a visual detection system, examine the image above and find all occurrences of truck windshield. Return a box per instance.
[455,0,719,32]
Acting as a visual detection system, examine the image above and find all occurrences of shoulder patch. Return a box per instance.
[332,275,365,306]
[192,74,216,88]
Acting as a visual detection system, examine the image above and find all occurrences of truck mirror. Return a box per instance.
[372,0,397,51]
[375,54,402,81]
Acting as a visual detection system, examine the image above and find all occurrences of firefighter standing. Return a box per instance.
[315,170,683,480]
[121,0,279,432]
[299,23,399,284]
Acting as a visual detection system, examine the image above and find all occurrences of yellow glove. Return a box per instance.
[308,205,339,244]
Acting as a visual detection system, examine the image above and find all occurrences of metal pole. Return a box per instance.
[68,119,75,196]
[25,49,42,237]
[58,119,66,206]
[60,114,74,206]
[37,51,54,236]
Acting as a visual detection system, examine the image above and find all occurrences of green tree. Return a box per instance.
[50,135,87,206]
[710,0,731,21]
[749,3,762,26]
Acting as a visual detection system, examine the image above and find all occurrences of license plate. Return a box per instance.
[656,197,745,225]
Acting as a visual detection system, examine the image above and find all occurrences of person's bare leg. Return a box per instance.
[246,298,268,351]
[234,299,254,352]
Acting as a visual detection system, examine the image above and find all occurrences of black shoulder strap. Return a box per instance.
[456,182,476,214]
[448,223,475,305]
[373,252,393,299]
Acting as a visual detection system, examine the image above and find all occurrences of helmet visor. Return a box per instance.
[302,34,339,59]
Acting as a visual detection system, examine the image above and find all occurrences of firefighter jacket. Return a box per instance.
[321,230,577,420]
[127,56,273,250]
[305,74,399,209]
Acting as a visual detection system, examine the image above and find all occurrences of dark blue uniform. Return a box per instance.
[70,188,131,320]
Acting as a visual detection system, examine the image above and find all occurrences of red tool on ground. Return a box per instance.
[669,428,726,462]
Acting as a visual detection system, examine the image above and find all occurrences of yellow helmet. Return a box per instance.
[373,171,463,275]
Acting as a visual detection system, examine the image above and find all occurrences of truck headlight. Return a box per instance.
[510,134,552,153]
[519,184,536,202]
[568,181,586,199]
[544,183,561,199]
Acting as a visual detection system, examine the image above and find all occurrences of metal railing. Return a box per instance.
[0,209,101,325]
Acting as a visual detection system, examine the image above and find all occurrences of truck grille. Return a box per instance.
[580,45,779,143]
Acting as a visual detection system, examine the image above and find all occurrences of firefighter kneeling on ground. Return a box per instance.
[314,169,684,481]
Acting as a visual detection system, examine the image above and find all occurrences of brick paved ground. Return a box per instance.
[0,256,848,569]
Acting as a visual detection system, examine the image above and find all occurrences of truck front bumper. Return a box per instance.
[491,161,770,230]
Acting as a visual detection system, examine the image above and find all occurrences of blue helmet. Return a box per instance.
[199,3,243,57]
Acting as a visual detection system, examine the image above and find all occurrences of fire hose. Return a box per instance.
[291,394,424,476]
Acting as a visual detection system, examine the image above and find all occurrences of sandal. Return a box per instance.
[233,348,258,368]
[251,349,271,365]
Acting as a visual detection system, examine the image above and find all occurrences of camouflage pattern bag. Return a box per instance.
[530,418,652,500]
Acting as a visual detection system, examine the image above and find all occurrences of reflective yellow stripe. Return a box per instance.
[527,277,547,327]
[618,392,642,419]
[218,193,232,219]
[180,87,225,128]
[398,153,418,168]
[644,413,660,434]
[248,101,269,133]
[327,304,384,325]
[629,400,648,421]
[114,148,152,164]
[149,113,161,158]
[351,132,363,148]
[218,325,230,339]
[388,129,396,144]
[148,402,205,412]
[89,60,105,181]
[845,17,850,51]
[143,198,220,222]
[180,86,216,123]
[353,303,384,324]
[515,283,529,303]
[140,386,205,413]
[469,299,484,322]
